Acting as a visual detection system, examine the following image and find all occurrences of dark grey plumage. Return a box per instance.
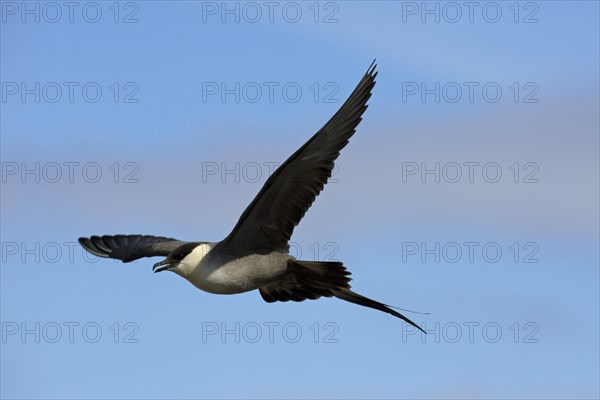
[78,62,426,333]
[78,235,188,263]
[259,260,352,302]
[260,260,426,334]
[215,61,378,255]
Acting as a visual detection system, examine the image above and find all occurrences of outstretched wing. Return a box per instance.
[78,235,188,263]
[216,61,378,254]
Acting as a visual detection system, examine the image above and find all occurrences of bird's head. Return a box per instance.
[152,242,203,276]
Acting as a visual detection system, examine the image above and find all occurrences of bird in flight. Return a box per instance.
[79,61,425,333]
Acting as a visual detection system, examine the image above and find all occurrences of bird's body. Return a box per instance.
[177,244,290,295]
[79,61,426,333]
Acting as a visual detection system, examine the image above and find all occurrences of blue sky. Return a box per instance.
[1,1,599,398]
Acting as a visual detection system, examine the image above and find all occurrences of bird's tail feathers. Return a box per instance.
[290,260,352,295]
[267,260,427,333]
[332,288,426,334]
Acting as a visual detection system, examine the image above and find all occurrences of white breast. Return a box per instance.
[178,243,234,294]
[180,246,287,295]
[181,243,213,267]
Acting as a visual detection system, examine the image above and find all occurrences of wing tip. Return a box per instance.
[367,59,378,80]
[78,236,110,258]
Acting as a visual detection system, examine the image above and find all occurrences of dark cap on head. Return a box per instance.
[153,242,202,273]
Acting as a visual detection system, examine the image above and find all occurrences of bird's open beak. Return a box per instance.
[153,259,174,273]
